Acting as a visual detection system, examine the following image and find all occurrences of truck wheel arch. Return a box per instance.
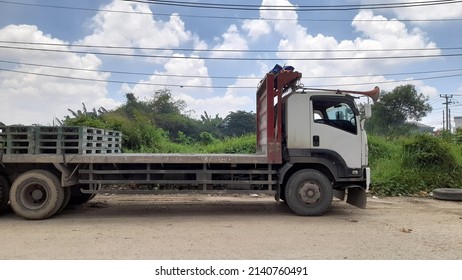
[278,162,335,187]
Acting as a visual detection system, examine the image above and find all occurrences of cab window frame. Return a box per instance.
[311,95,358,135]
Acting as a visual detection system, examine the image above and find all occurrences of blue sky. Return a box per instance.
[1,0,462,130]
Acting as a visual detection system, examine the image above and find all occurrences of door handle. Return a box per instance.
[313,135,320,146]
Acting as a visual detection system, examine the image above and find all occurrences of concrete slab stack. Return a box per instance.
[0,126,122,154]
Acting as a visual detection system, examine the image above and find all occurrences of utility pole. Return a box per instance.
[440,94,453,131]
[443,110,445,130]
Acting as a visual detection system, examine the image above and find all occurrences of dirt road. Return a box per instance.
[0,194,461,259]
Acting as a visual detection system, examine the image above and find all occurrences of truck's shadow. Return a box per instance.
[1,198,360,220]
[65,200,294,218]
[57,198,357,220]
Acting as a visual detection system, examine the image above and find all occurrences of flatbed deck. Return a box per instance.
[0,152,270,164]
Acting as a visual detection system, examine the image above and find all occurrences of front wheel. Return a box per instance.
[10,170,64,220]
[285,169,333,216]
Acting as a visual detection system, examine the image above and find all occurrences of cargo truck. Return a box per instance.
[0,70,378,220]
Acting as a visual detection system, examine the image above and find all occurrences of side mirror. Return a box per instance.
[364,103,372,119]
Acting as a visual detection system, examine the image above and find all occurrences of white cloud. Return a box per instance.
[351,10,439,64]
[253,1,441,91]
[361,0,462,23]
[260,0,299,36]
[211,25,249,58]
[82,1,191,48]
[178,91,253,118]
[78,1,193,61]
[179,77,255,118]
[124,54,212,102]
[0,24,119,125]
[242,19,272,40]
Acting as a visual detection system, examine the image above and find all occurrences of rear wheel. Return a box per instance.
[10,170,64,220]
[57,186,72,213]
[0,174,10,213]
[285,169,333,216]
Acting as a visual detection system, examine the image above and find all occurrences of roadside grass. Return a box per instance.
[131,134,258,154]
[369,134,462,196]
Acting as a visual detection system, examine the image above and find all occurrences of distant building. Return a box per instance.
[454,116,462,130]
[408,121,434,133]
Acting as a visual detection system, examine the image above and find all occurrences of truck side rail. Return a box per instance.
[78,162,277,194]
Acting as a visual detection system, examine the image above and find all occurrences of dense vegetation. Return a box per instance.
[365,84,461,195]
[63,89,257,154]
[368,132,462,196]
[61,86,461,196]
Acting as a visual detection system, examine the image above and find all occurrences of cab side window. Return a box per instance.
[312,97,357,134]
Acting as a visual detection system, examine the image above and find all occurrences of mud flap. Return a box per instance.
[346,187,367,209]
[333,189,345,201]
[275,181,281,202]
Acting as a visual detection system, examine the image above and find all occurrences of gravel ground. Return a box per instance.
[0,194,461,260]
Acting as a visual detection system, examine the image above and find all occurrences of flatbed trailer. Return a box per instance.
[0,70,377,219]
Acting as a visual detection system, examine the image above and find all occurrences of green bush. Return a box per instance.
[198,132,215,145]
[205,134,256,154]
[369,134,462,196]
[402,134,456,170]
[368,135,401,165]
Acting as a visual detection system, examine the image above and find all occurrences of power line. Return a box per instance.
[0,0,461,22]
[2,59,462,80]
[2,40,462,54]
[0,67,228,89]
[1,45,460,61]
[125,0,462,11]
[2,67,462,89]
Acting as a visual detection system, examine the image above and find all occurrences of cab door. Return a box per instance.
[310,96,362,169]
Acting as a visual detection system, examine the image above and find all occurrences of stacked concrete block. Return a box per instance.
[0,126,122,155]
[0,126,35,154]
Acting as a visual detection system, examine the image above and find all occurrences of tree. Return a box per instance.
[366,85,431,136]
[121,92,151,119]
[221,110,256,137]
[201,111,223,138]
[149,89,187,115]
[63,103,108,128]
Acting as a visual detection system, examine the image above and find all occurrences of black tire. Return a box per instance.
[57,186,72,213]
[285,169,333,216]
[68,184,96,206]
[10,170,64,220]
[0,174,10,213]
[432,188,462,201]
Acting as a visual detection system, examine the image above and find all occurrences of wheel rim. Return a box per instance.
[298,181,321,205]
[20,183,48,210]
